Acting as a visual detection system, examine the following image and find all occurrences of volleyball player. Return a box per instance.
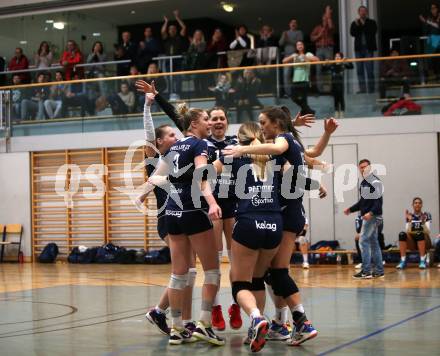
[212,121,285,352]
[135,85,199,336]
[224,106,334,346]
[206,107,242,330]
[144,103,225,346]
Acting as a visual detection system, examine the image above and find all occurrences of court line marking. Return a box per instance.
[317,303,440,355]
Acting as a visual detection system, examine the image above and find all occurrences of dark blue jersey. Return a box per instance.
[220,155,284,215]
[145,154,168,218]
[207,135,238,199]
[165,136,209,211]
[407,212,432,232]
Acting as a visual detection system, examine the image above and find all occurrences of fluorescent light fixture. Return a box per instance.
[53,22,65,30]
[45,19,54,24]
[221,2,235,12]
[19,40,27,44]
[410,61,418,67]
[93,32,101,37]
[130,10,136,14]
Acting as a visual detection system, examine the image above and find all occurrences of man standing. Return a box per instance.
[344,159,384,279]
[350,6,377,93]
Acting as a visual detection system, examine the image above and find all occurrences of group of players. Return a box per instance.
[134,79,338,352]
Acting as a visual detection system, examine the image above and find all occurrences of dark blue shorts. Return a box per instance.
[157,215,168,240]
[232,213,283,250]
[282,200,306,235]
[217,198,237,220]
[165,209,213,236]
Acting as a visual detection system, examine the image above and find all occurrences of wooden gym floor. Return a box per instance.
[0,263,439,355]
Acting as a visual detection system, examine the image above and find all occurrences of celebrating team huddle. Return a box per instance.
[135,79,338,352]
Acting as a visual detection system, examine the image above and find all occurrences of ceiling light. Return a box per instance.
[410,61,418,67]
[19,40,27,44]
[93,32,101,37]
[221,2,235,12]
[45,19,54,24]
[130,10,136,14]
[53,22,65,30]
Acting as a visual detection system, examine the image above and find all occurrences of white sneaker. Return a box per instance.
[355,263,362,269]
[382,260,386,265]
[302,262,310,269]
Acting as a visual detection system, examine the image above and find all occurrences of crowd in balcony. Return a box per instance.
[2,3,440,122]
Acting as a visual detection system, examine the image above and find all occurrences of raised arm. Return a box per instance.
[161,15,169,39]
[223,136,289,157]
[174,10,187,37]
[305,118,338,158]
[142,92,157,158]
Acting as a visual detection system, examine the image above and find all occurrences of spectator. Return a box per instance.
[120,31,138,65]
[186,29,207,96]
[279,19,304,96]
[323,52,353,118]
[21,72,49,120]
[114,45,130,76]
[311,5,335,92]
[136,26,161,73]
[283,40,319,115]
[396,197,432,270]
[206,28,228,69]
[44,71,65,119]
[382,95,422,116]
[350,6,378,93]
[11,74,25,120]
[146,62,167,93]
[60,40,83,81]
[419,4,440,81]
[108,81,135,115]
[62,73,93,117]
[161,9,188,98]
[86,41,107,79]
[234,69,262,122]
[344,159,384,279]
[208,73,235,109]
[8,47,30,83]
[34,41,53,70]
[379,49,411,99]
[230,25,252,50]
[256,25,277,48]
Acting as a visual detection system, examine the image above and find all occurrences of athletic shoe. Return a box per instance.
[286,322,318,346]
[396,260,407,270]
[192,321,225,346]
[212,305,226,331]
[372,272,385,279]
[184,321,197,333]
[169,327,197,345]
[383,260,386,265]
[248,317,269,352]
[243,336,251,344]
[228,303,242,329]
[355,263,362,269]
[352,271,372,279]
[145,309,170,335]
[285,321,292,333]
[267,321,290,340]
[302,262,310,269]
[419,260,427,269]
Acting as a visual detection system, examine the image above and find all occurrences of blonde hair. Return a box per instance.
[176,102,205,132]
[237,122,270,180]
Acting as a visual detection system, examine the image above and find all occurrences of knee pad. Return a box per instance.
[250,277,266,291]
[186,268,197,287]
[231,281,252,304]
[413,232,425,242]
[169,273,188,290]
[271,268,299,298]
[399,231,407,242]
[204,269,220,286]
[263,269,272,286]
[297,235,308,245]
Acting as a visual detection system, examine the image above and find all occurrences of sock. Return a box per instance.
[291,304,305,314]
[267,284,276,305]
[213,293,220,307]
[183,319,191,325]
[274,307,282,323]
[250,308,261,319]
[227,249,232,263]
[291,304,307,325]
[280,306,289,324]
[170,309,183,329]
[200,300,213,325]
[218,251,223,263]
[154,306,166,314]
[401,256,406,262]
[420,255,426,261]
[302,254,308,263]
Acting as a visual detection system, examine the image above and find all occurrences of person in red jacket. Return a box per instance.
[60,40,83,81]
[8,47,30,83]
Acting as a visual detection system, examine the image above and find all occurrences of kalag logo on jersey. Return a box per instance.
[251,195,274,207]
[165,210,183,218]
[255,220,277,231]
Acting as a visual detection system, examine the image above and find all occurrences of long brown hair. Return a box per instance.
[237,122,270,180]
[260,106,303,149]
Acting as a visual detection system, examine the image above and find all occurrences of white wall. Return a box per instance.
[0,152,31,257]
[1,114,439,255]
